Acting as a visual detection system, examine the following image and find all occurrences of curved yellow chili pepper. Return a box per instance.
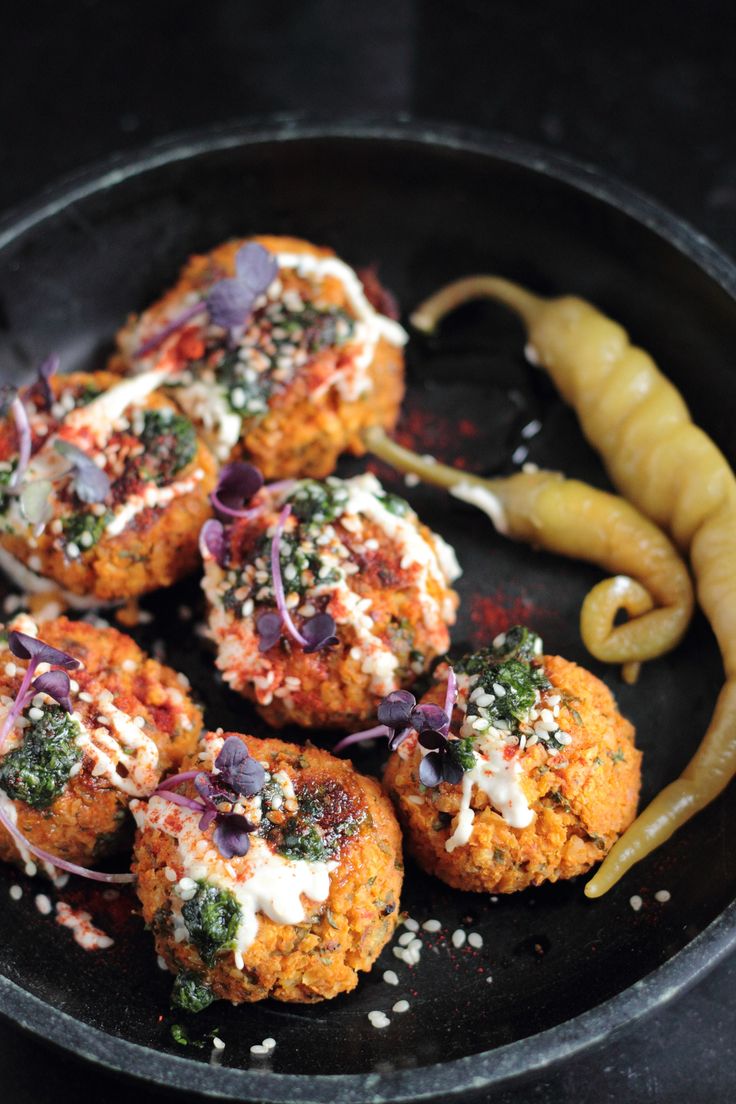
[411,275,736,895]
[364,428,693,668]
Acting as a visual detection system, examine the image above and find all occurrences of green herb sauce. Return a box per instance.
[0,705,82,808]
[181,881,242,966]
[171,971,215,1013]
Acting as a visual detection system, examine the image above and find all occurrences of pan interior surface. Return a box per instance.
[0,126,735,1098]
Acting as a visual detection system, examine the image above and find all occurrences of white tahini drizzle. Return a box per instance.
[136,794,335,960]
[445,735,534,852]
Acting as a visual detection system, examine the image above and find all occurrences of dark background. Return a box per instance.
[1,1,735,1101]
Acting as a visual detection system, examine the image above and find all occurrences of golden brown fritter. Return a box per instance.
[201,473,460,730]
[0,615,202,873]
[0,370,216,605]
[110,235,406,478]
[133,732,403,1004]
[384,646,641,894]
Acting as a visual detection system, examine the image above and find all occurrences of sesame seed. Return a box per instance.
[28,707,44,721]
[212,1037,225,1051]
[422,919,441,932]
[262,1038,276,1050]
[403,917,419,932]
[392,1000,410,1013]
[486,975,494,984]
[4,662,16,677]
[383,970,399,986]
[157,955,168,971]
[629,895,643,912]
[468,932,483,949]
[164,867,177,882]
[9,885,22,901]
[250,1044,268,1055]
[398,931,414,946]
[493,683,506,697]
[655,890,671,903]
[452,929,466,949]
[78,691,93,703]
[368,1011,391,1029]
[35,894,52,915]
[122,659,136,673]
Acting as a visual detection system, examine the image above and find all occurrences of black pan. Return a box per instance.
[0,121,735,1103]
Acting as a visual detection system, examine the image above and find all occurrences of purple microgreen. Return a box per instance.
[411,703,449,734]
[199,518,227,567]
[54,439,110,504]
[213,814,254,859]
[19,479,53,529]
[418,752,443,788]
[157,789,206,815]
[270,504,311,649]
[333,724,392,754]
[301,613,338,654]
[0,801,134,883]
[134,300,206,359]
[35,354,59,409]
[214,735,266,796]
[207,244,278,331]
[256,611,283,653]
[210,462,264,519]
[155,769,201,791]
[443,666,457,727]
[416,728,445,752]
[388,727,412,752]
[377,689,416,730]
[8,631,80,670]
[417,727,464,788]
[8,395,31,491]
[32,670,72,713]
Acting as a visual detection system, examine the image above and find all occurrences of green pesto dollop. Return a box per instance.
[287,478,349,527]
[171,970,215,1013]
[181,881,242,966]
[61,509,112,553]
[0,704,83,808]
[0,461,16,517]
[138,409,197,485]
[377,491,411,517]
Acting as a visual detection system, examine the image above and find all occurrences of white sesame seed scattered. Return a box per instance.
[212,1037,225,1051]
[468,932,483,949]
[393,946,407,962]
[486,975,493,984]
[403,917,419,932]
[408,938,422,953]
[262,1038,276,1050]
[66,543,81,559]
[122,659,137,673]
[157,955,168,971]
[422,919,441,932]
[35,894,53,915]
[512,445,529,464]
[452,929,466,949]
[4,662,17,677]
[9,885,22,901]
[398,931,414,946]
[78,691,93,703]
[629,895,643,912]
[404,472,420,487]
[368,1011,391,1029]
[521,419,542,439]
[383,970,399,986]
[493,683,506,697]
[392,1000,410,1013]
[28,707,44,721]
[164,867,177,882]
[250,1044,268,1055]
[655,890,671,903]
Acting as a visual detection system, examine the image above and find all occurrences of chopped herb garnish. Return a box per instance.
[0,704,82,808]
[138,409,197,484]
[171,971,215,1013]
[287,479,349,527]
[181,881,242,966]
[61,509,112,553]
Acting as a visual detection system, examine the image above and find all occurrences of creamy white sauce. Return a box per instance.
[444,736,534,852]
[172,378,242,462]
[73,704,160,797]
[137,793,335,959]
[62,369,171,443]
[105,472,201,536]
[450,481,509,536]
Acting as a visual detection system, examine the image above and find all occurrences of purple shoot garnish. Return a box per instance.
[199,518,227,567]
[32,670,73,713]
[417,729,465,788]
[214,735,266,796]
[210,462,264,519]
[207,244,279,331]
[0,631,80,756]
[0,801,135,883]
[267,504,338,654]
[134,243,279,358]
[54,439,111,504]
[256,611,283,653]
[35,354,59,409]
[8,393,31,491]
[154,737,264,860]
[301,613,339,654]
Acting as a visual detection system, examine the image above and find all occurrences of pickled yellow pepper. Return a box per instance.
[411,275,736,895]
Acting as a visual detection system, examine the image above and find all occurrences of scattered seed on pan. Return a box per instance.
[368,1011,391,1029]
[398,931,414,946]
[383,970,399,986]
[403,917,419,932]
[629,895,643,912]
[468,932,483,949]
[212,1037,225,1051]
[655,890,671,903]
[452,929,467,949]
[422,919,441,932]
[35,894,52,915]
[9,885,22,901]
[250,1044,268,1055]
[486,975,493,984]
[392,1000,410,1013]
[262,1038,276,1051]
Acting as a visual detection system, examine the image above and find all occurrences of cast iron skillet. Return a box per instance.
[0,121,735,1104]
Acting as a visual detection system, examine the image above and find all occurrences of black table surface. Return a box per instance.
[1,2,735,1101]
